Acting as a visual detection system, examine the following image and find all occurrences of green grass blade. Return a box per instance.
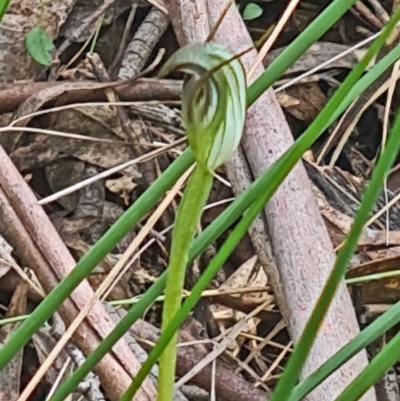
[247,0,358,106]
[334,314,400,401]
[269,11,400,401]
[0,149,194,371]
[290,299,400,401]
[0,0,10,21]
[330,110,400,401]
[49,277,167,401]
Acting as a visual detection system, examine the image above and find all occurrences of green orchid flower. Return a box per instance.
[158,42,247,171]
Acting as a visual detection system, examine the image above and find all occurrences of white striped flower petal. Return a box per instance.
[158,42,247,172]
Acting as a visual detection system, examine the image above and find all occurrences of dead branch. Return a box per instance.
[0,78,182,114]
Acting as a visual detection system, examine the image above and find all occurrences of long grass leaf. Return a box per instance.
[290,298,400,401]
[247,0,358,105]
[269,10,400,401]
[334,296,400,401]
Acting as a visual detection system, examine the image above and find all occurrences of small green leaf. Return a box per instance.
[0,0,11,22]
[25,26,55,66]
[242,3,263,21]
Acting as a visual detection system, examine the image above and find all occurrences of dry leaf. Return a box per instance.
[106,176,137,205]
[0,235,13,280]
[265,42,367,76]
[283,82,327,123]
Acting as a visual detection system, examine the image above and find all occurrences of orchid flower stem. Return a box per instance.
[157,163,213,401]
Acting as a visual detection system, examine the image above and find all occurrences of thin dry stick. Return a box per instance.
[210,350,217,401]
[17,165,195,401]
[147,0,168,14]
[108,4,138,77]
[257,341,293,386]
[235,319,286,375]
[175,299,272,388]
[247,0,302,80]
[226,350,267,390]
[239,333,289,352]
[112,286,270,306]
[335,190,400,251]
[206,0,234,43]
[366,189,400,227]
[382,61,400,148]
[367,0,390,24]
[328,71,400,167]
[39,138,186,205]
[0,126,127,143]
[58,27,98,76]
[171,147,231,188]
[203,197,234,210]
[275,31,381,94]
[44,357,72,401]
[316,98,358,164]
[0,258,45,298]
[9,101,179,127]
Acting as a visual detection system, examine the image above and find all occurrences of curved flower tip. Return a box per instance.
[158,42,247,172]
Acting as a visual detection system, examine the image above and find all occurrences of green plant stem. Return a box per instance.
[119,157,284,401]
[157,164,213,401]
